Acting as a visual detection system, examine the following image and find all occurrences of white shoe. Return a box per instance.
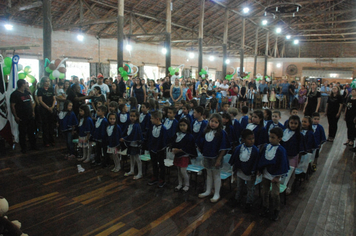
[124,172,134,177]
[113,168,121,173]
[198,191,211,198]
[210,195,220,203]
[133,174,142,180]
[77,165,85,173]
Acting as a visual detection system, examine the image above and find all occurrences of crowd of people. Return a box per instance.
[8,73,356,221]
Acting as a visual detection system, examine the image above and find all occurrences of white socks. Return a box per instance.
[134,155,142,178]
[198,169,221,202]
[112,154,121,172]
[199,169,212,198]
[177,167,189,190]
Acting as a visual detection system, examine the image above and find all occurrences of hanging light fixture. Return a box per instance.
[276,27,282,34]
[286,35,291,39]
[243,7,250,14]
[293,39,299,45]
[162,48,167,54]
[209,55,215,61]
[4,23,13,30]
[225,59,230,64]
[189,52,195,59]
[262,20,268,25]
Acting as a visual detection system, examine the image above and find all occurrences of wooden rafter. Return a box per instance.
[56,0,78,23]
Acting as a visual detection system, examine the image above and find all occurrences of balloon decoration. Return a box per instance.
[351,79,356,89]
[255,73,263,81]
[225,67,236,81]
[199,67,209,79]
[3,57,12,76]
[241,72,251,80]
[119,63,139,81]
[169,64,184,83]
[18,66,36,84]
[44,58,67,80]
[265,76,271,82]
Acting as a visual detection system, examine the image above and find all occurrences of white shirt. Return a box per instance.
[219,84,229,97]
[92,83,110,99]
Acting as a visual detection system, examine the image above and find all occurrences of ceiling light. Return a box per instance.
[4,24,13,30]
[225,59,230,65]
[276,27,282,34]
[243,7,250,14]
[77,34,84,41]
[162,48,167,54]
[126,44,132,51]
[276,63,282,68]
[286,35,291,39]
[293,39,299,45]
[209,56,215,61]
[189,52,195,59]
[262,20,268,25]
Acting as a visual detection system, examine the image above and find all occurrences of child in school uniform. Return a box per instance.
[108,101,119,116]
[281,115,305,195]
[266,110,285,135]
[301,116,317,153]
[284,107,299,128]
[175,100,186,120]
[172,118,197,192]
[198,113,230,203]
[208,92,218,113]
[229,129,259,212]
[121,109,144,179]
[92,105,109,166]
[180,104,193,125]
[258,127,289,221]
[189,100,198,116]
[263,109,272,127]
[229,108,241,146]
[311,112,326,171]
[246,110,268,147]
[239,106,249,130]
[163,106,179,144]
[139,102,152,152]
[59,100,78,160]
[192,106,208,148]
[222,113,236,149]
[118,103,130,135]
[147,110,168,187]
[77,105,94,163]
[107,112,123,172]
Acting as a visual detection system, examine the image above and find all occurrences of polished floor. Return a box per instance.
[0,110,355,236]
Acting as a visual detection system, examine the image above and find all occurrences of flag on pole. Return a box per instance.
[0,55,13,145]
[6,55,20,143]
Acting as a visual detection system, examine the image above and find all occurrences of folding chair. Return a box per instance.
[277,166,295,205]
[139,151,151,176]
[187,155,205,190]
[220,154,233,190]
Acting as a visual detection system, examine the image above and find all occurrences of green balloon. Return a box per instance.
[45,67,52,73]
[3,67,11,75]
[59,73,65,79]
[24,66,31,74]
[18,73,26,79]
[49,73,55,80]
[27,74,36,84]
[4,57,12,67]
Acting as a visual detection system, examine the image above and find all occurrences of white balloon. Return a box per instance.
[266,77,271,82]
[52,70,60,78]
[17,64,23,71]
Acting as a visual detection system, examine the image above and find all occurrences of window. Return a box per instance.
[18,58,39,85]
[144,66,159,81]
[66,61,90,81]
[209,69,216,81]
[110,64,118,77]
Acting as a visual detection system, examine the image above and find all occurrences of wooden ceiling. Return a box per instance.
[1,0,356,57]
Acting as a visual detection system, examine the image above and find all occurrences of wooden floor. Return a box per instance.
[1,110,355,236]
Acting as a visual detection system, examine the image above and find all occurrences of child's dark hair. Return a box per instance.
[203,109,210,119]
[180,100,186,105]
[228,108,238,117]
[109,101,119,109]
[130,109,140,123]
[118,103,126,112]
[241,129,254,140]
[148,98,156,110]
[177,118,191,133]
[270,127,283,139]
[205,113,223,135]
[241,106,248,114]
[289,115,301,131]
[142,102,149,110]
[94,86,102,94]
[272,110,281,117]
[222,102,229,108]
[194,106,205,115]
[97,105,108,114]
[312,112,320,118]
[189,99,198,108]
[264,109,272,121]
[154,100,159,110]
[63,100,73,112]
[211,91,216,96]
[221,113,232,136]
[302,116,313,131]
[290,107,298,113]
[253,110,264,126]
[118,97,126,104]
[183,104,191,111]
[168,105,177,114]
[107,112,117,124]
[79,104,91,127]
[151,110,162,120]
[128,97,138,110]
[58,81,64,87]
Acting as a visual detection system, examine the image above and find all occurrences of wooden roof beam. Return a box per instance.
[249,9,356,19]
[290,19,356,26]
[56,0,78,23]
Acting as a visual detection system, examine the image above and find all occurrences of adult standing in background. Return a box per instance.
[169,78,183,105]
[304,81,321,117]
[219,79,229,97]
[248,78,257,90]
[288,81,296,109]
[67,83,92,116]
[229,81,239,108]
[10,79,38,153]
[320,81,330,112]
[117,75,127,98]
[280,80,290,106]
[162,77,171,101]
[92,74,110,101]
[259,79,269,109]
[131,77,146,104]
[37,77,56,147]
[325,86,343,142]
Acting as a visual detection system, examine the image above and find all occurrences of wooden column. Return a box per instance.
[117,0,124,70]
[281,39,285,57]
[253,27,259,77]
[264,31,269,78]
[222,9,228,79]
[240,18,245,77]
[198,0,205,74]
[165,0,172,76]
[43,0,51,75]
[274,35,278,57]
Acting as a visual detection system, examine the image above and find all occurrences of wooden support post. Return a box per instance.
[240,18,245,77]
[274,35,278,58]
[253,27,259,77]
[281,39,285,58]
[165,0,171,76]
[117,0,124,71]
[43,0,51,75]
[222,9,228,79]
[264,31,269,78]
[198,0,205,74]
